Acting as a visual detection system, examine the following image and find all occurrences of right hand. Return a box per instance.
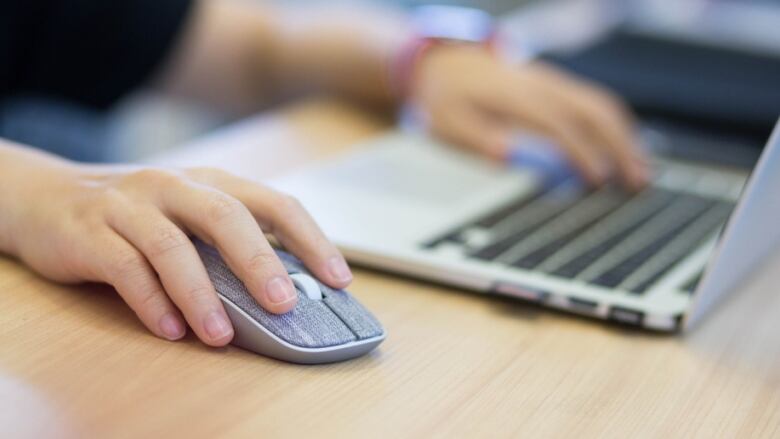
[411,48,650,189]
[4,159,353,346]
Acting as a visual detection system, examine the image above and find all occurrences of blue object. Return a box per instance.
[508,134,579,186]
[0,97,112,162]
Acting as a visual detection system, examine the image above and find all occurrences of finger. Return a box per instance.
[570,86,649,188]
[520,63,649,188]
[188,168,354,290]
[481,85,609,185]
[91,229,186,341]
[106,206,235,347]
[160,182,299,314]
[533,71,649,188]
[428,103,513,162]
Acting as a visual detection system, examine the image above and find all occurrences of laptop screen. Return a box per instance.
[685,119,780,328]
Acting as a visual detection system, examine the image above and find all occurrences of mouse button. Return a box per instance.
[234,296,357,348]
[289,273,322,300]
[279,299,358,347]
[196,240,356,348]
[195,241,246,302]
[320,287,384,340]
[221,284,357,348]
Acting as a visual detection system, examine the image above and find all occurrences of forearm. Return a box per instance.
[157,0,410,114]
[154,0,274,114]
[265,4,410,109]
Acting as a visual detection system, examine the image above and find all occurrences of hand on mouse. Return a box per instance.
[407,45,650,189]
[0,142,352,346]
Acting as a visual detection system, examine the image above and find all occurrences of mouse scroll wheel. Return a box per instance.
[289,273,323,301]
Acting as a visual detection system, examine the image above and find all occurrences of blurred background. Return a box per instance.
[2,0,779,163]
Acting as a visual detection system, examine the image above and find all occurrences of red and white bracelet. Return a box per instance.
[385,6,498,101]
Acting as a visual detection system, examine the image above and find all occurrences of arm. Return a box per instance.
[156,0,405,113]
[157,0,648,188]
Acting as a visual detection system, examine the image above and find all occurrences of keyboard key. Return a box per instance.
[422,230,465,249]
[424,179,578,250]
[627,203,733,293]
[552,224,645,278]
[469,184,587,261]
[542,188,676,277]
[470,228,536,261]
[512,208,618,269]
[420,165,736,299]
[574,192,714,283]
[589,198,717,288]
[498,186,624,264]
[473,179,572,228]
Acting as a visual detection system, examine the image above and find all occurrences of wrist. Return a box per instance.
[386,6,496,101]
[0,142,79,256]
[388,38,495,100]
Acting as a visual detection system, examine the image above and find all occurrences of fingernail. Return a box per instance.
[159,313,185,340]
[204,311,233,341]
[267,276,297,304]
[328,256,353,283]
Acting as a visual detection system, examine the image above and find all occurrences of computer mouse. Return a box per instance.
[194,239,386,364]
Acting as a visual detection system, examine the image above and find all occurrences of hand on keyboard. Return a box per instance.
[410,48,650,189]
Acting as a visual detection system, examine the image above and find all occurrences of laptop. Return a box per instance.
[270,118,780,332]
[269,22,780,332]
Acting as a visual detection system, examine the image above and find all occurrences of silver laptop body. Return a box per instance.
[271,120,780,331]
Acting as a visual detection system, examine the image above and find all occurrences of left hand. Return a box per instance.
[409,45,649,189]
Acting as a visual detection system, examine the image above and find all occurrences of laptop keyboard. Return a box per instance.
[423,178,735,294]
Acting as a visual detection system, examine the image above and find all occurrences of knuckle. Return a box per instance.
[134,286,164,313]
[183,285,214,306]
[587,89,625,116]
[203,193,245,224]
[147,225,189,258]
[125,168,183,188]
[99,187,128,207]
[275,193,304,215]
[109,249,147,281]
[552,121,579,142]
[188,166,229,184]
[246,251,278,272]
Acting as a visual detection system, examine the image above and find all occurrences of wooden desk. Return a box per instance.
[2,99,780,438]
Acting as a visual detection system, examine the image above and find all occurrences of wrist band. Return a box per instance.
[387,36,439,99]
[387,36,496,100]
[386,6,498,100]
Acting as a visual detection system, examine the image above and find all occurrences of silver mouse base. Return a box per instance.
[222,298,386,364]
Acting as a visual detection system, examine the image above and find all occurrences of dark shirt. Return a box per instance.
[0,0,193,109]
